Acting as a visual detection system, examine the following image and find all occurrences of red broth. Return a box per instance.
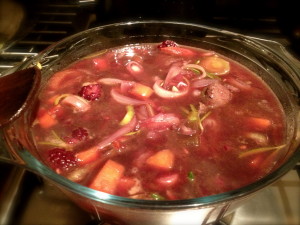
[31,41,286,200]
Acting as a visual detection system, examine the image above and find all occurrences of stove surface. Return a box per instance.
[0,164,299,225]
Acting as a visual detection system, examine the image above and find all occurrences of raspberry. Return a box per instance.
[78,84,102,101]
[48,148,77,170]
[157,40,178,49]
[72,127,88,141]
[64,127,88,144]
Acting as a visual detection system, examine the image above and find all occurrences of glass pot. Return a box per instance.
[0,21,300,225]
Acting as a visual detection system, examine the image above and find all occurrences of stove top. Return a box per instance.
[0,1,299,225]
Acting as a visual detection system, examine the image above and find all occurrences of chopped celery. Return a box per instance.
[185,67,201,74]
[206,73,221,79]
[125,130,141,136]
[54,94,70,105]
[119,105,135,125]
[37,141,66,148]
[187,171,195,181]
[151,193,165,200]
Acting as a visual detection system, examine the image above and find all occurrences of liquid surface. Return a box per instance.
[31,41,286,200]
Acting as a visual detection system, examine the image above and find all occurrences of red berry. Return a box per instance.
[64,127,89,144]
[157,40,178,48]
[72,127,88,141]
[63,136,78,145]
[78,84,102,101]
[48,148,77,170]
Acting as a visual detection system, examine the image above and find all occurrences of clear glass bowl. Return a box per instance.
[1,21,300,225]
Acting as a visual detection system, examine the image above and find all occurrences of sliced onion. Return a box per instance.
[164,65,182,87]
[111,89,147,105]
[98,78,136,94]
[120,81,135,94]
[61,95,91,112]
[98,78,124,86]
[226,77,252,91]
[179,124,196,136]
[153,80,189,99]
[126,61,144,76]
[141,113,180,131]
[192,78,217,88]
[136,105,150,120]
[182,64,206,79]
[200,51,215,57]
[97,116,137,150]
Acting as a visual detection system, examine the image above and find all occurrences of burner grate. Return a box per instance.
[0,1,94,74]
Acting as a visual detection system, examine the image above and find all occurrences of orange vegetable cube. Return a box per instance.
[93,58,109,71]
[76,146,100,165]
[37,108,57,128]
[246,117,272,130]
[89,160,125,194]
[146,149,175,170]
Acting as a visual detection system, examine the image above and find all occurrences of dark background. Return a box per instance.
[1,0,300,54]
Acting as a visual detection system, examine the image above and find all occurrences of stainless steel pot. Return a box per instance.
[0,21,300,225]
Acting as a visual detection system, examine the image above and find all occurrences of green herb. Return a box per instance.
[185,67,201,74]
[125,130,141,136]
[198,111,212,131]
[187,104,198,121]
[206,73,221,80]
[38,130,67,148]
[182,105,211,132]
[239,144,285,158]
[187,171,195,181]
[151,193,165,200]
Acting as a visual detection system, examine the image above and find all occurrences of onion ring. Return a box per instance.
[153,80,189,99]
[111,89,147,105]
[182,64,206,79]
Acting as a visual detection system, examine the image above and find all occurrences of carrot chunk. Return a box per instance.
[146,149,175,170]
[93,58,109,71]
[246,117,272,130]
[89,160,125,194]
[200,56,230,75]
[76,146,100,165]
[37,109,57,128]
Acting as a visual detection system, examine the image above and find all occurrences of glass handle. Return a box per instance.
[245,35,300,72]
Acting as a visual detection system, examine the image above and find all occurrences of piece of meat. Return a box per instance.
[201,82,232,108]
